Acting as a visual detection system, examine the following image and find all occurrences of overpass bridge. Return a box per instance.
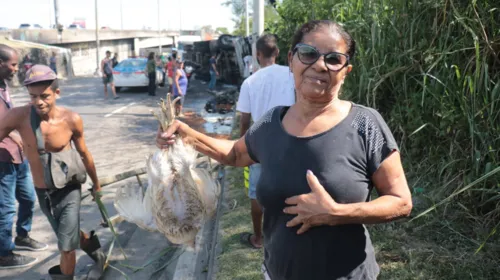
[1,29,180,76]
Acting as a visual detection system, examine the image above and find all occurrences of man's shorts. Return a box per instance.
[247,164,261,200]
[102,74,114,84]
[35,184,81,251]
[167,77,173,86]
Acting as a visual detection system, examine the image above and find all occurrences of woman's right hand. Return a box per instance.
[156,120,188,149]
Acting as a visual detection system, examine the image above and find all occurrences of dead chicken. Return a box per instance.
[114,94,219,247]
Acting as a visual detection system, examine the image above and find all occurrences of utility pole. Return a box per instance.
[54,0,60,28]
[158,0,162,54]
[255,0,264,35]
[54,0,63,42]
[245,0,249,37]
[252,0,264,70]
[179,0,182,32]
[95,0,101,75]
[120,0,124,30]
[48,0,52,28]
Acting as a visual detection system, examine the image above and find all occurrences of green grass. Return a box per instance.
[215,115,265,280]
[370,223,500,279]
[215,167,264,280]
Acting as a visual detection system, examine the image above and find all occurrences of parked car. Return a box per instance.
[112,58,164,92]
[68,24,84,29]
[19,23,43,29]
[0,27,8,31]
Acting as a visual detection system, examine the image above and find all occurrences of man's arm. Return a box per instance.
[71,113,100,193]
[0,101,23,148]
[236,80,251,137]
[100,59,105,76]
[239,113,251,137]
[0,108,24,143]
[175,70,182,94]
[8,131,23,151]
[211,60,219,75]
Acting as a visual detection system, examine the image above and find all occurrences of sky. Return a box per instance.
[0,0,235,32]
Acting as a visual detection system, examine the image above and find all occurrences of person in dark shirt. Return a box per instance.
[111,53,119,68]
[208,54,218,91]
[156,20,412,280]
[49,51,57,75]
[146,52,157,96]
[0,44,48,270]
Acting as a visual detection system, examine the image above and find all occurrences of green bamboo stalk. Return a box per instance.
[95,191,128,260]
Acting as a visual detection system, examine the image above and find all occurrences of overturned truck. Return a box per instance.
[184,35,252,86]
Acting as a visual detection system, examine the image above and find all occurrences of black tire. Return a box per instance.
[115,87,122,92]
[218,35,234,50]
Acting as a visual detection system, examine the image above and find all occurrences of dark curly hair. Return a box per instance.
[290,20,356,60]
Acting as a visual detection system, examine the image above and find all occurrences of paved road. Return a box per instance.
[3,76,233,279]
[10,76,168,179]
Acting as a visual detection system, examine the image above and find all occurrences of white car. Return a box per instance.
[112,58,164,92]
[19,23,43,29]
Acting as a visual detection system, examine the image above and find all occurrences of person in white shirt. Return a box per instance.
[243,55,254,78]
[236,34,295,249]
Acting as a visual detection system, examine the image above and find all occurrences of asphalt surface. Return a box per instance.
[3,76,234,279]
[10,76,169,179]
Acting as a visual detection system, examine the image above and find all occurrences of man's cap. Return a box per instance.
[23,65,57,86]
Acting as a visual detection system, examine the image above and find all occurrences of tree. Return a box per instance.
[215,27,230,34]
[233,17,253,36]
[224,0,279,36]
[222,0,251,20]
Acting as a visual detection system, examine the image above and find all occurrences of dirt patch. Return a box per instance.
[180,110,231,140]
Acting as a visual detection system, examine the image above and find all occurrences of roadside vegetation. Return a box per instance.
[217,0,500,279]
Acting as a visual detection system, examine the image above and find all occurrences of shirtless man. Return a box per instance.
[0,65,105,280]
[100,50,119,100]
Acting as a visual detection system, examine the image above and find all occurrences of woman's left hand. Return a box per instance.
[284,170,339,234]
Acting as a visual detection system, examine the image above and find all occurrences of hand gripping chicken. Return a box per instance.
[114,94,220,248]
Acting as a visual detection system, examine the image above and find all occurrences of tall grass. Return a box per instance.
[270,0,500,250]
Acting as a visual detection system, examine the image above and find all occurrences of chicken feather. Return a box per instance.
[114,94,220,248]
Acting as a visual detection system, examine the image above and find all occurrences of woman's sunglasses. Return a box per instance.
[292,43,350,72]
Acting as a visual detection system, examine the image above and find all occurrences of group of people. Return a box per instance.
[156,20,413,280]
[0,44,105,279]
[99,49,188,113]
[0,19,414,280]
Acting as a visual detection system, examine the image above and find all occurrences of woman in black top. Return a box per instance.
[156,20,412,280]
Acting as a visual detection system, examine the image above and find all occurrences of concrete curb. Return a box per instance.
[206,166,227,280]
[206,109,238,279]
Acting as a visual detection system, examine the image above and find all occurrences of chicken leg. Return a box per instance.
[152,93,182,132]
